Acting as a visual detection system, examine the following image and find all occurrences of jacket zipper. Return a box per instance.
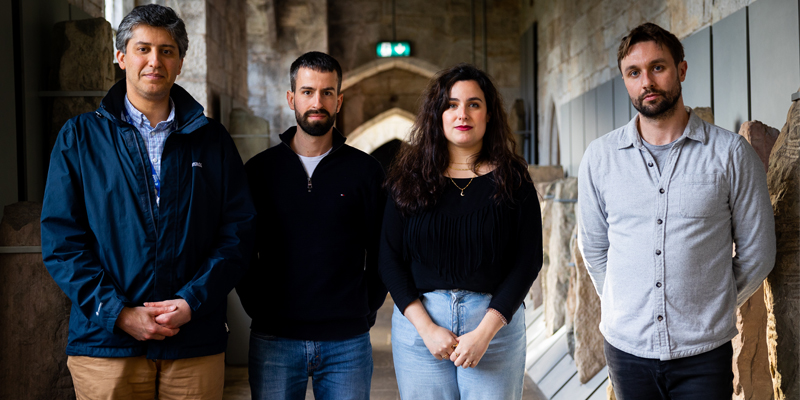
[281,140,344,194]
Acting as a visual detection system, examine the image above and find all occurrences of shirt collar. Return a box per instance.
[617,106,707,150]
[123,95,176,130]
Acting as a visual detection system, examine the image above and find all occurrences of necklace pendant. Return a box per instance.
[460,190,465,196]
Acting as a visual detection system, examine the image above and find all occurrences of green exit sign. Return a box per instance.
[376,41,410,58]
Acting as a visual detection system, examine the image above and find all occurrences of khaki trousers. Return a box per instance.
[67,352,225,400]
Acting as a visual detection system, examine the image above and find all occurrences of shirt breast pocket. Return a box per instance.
[680,173,719,218]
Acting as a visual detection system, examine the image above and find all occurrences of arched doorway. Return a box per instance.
[337,58,439,135]
[346,107,415,171]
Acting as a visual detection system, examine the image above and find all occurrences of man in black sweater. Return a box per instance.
[238,51,387,400]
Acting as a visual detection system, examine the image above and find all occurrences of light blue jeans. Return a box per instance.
[392,290,526,400]
[248,331,372,400]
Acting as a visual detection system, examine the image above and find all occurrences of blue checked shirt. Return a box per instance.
[578,109,775,361]
[123,95,176,205]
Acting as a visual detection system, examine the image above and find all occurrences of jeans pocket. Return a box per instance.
[680,174,719,218]
[391,306,422,347]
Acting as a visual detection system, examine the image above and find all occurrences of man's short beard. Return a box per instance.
[632,83,682,120]
[296,108,336,137]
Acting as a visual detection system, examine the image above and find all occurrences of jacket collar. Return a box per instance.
[279,126,347,153]
[617,107,707,150]
[98,79,208,134]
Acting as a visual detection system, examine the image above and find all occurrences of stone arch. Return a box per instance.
[341,57,440,92]
[347,107,415,154]
[337,59,438,135]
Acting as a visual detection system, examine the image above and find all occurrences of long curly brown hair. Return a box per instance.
[386,63,531,216]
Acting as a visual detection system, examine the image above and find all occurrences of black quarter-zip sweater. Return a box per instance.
[237,127,388,341]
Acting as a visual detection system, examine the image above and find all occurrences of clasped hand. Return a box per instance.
[114,299,192,341]
[419,325,491,369]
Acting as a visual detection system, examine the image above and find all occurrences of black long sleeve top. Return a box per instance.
[379,172,543,323]
[237,127,387,341]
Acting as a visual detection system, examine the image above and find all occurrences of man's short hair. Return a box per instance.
[617,23,684,71]
[290,52,343,93]
[116,4,189,59]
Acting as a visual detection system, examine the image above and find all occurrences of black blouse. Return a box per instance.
[379,172,543,323]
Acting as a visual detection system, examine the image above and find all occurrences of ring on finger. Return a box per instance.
[454,353,460,358]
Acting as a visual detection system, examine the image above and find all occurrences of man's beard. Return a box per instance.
[632,82,682,120]
[296,108,336,137]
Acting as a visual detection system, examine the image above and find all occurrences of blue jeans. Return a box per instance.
[248,331,373,400]
[604,339,734,400]
[392,290,526,400]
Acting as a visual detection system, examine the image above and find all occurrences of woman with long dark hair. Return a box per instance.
[379,64,543,399]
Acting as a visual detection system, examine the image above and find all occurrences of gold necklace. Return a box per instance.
[449,176,474,196]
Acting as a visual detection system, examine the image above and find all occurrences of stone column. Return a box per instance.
[733,121,779,400]
[544,177,577,334]
[570,223,605,384]
[535,181,557,312]
[48,18,114,149]
[0,202,73,400]
[764,89,800,400]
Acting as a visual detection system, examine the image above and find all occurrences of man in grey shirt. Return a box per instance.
[578,23,775,400]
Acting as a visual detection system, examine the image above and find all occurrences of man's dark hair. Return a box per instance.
[617,23,684,71]
[290,52,343,93]
[116,4,189,59]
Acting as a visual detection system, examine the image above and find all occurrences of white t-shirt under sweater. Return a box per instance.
[297,147,332,177]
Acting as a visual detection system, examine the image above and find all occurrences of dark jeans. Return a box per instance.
[604,340,733,400]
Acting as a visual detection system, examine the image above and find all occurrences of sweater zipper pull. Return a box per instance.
[307,177,312,193]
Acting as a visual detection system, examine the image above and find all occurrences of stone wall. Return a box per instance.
[0,202,73,400]
[247,0,328,145]
[520,0,756,164]
[328,0,521,101]
[68,0,103,18]
[167,0,210,113]
[764,91,800,400]
[339,68,429,135]
[206,0,249,120]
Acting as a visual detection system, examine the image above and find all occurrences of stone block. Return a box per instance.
[538,181,557,316]
[739,121,780,173]
[0,202,73,400]
[571,224,605,384]
[733,286,774,400]
[544,177,578,335]
[49,18,114,92]
[693,107,714,124]
[764,88,800,400]
[229,108,270,163]
[731,119,779,400]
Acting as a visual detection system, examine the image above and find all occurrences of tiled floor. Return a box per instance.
[223,296,539,400]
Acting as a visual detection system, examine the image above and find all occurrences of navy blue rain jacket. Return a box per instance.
[41,80,256,359]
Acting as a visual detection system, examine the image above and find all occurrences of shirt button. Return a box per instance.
[657,219,663,224]
[648,162,654,167]
[655,250,662,255]
[658,315,664,321]
[656,282,662,288]
[659,188,665,194]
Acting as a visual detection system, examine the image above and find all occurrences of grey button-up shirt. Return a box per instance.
[577,109,775,360]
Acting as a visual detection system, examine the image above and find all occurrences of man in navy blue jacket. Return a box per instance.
[41,4,255,399]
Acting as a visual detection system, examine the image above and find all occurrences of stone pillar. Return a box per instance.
[0,202,73,400]
[534,181,557,311]
[544,177,577,334]
[764,89,800,400]
[570,223,605,384]
[247,0,328,146]
[48,18,114,149]
[229,108,270,163]
[732,120,779,400]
